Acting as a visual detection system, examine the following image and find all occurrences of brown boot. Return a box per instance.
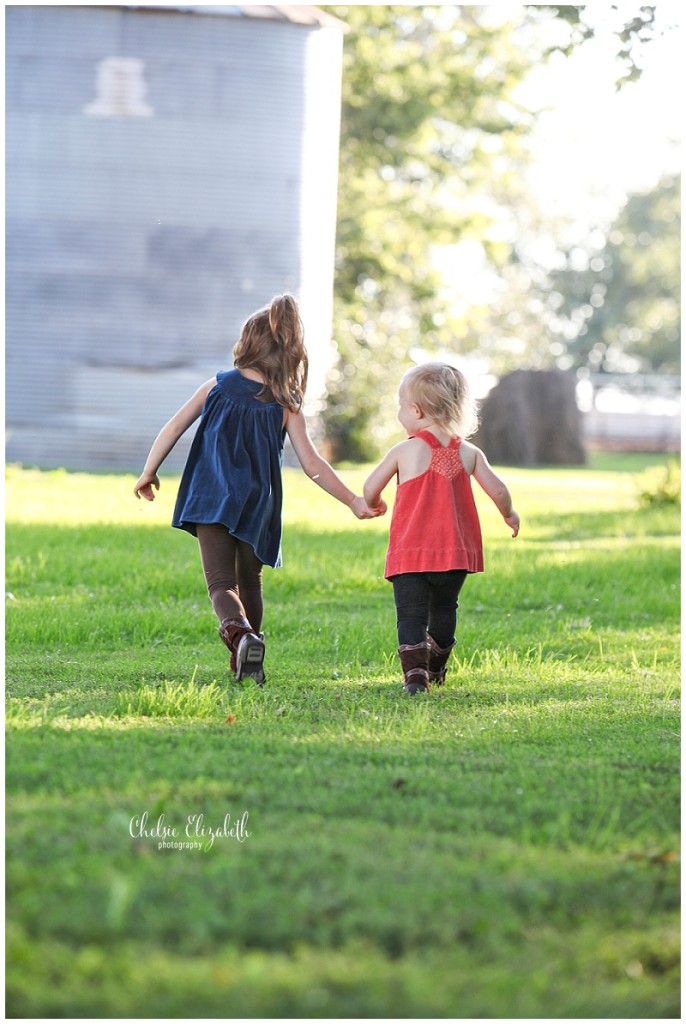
[398,641,431,694]
[427,634,455,687]
[218,617,265,685]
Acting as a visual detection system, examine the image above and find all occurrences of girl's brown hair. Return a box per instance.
[233,294,308,412]
[402,362,479,438]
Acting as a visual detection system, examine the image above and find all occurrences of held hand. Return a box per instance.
[134,472,160,501]
[350,495,386,520]
[505,511,520,537]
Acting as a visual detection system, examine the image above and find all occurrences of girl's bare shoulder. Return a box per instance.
[397,435,432,481]
[457,438,479,474]
[395,435,425,460]
[403,435,432,451]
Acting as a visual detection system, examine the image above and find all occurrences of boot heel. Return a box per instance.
[427,634,455,687]
[398,641,431,694]
[236,633,265,684]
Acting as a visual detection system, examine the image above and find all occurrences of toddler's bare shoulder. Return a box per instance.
[458,438,479,473]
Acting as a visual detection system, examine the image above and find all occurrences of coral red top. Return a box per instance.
[384,430,484,578]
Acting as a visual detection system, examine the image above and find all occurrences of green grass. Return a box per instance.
[5,454,680,1018]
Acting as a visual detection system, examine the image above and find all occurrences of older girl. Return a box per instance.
[135,294,384,684]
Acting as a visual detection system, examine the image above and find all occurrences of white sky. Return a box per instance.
[515,3,681,234]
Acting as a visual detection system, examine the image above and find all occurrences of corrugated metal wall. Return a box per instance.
[6,5,343,470]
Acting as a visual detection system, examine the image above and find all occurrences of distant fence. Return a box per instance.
[578,373,680,454]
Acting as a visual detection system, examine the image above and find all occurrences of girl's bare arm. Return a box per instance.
[363,445,402,509]
[134,378,216,500]
[463,441,520,537]
[286,409,385,519]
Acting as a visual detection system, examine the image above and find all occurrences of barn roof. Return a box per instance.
[119,5,346,29]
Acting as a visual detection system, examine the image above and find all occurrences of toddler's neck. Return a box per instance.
[416,422,453,447]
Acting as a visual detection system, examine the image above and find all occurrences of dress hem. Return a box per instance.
[172,518,283,570]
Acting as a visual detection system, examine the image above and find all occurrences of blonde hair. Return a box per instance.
[233,294,308,412]
[402,361,479,438]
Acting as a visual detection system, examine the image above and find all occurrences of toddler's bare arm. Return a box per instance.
[467,443,520,537]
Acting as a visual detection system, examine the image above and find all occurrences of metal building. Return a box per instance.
[6,4,345,470]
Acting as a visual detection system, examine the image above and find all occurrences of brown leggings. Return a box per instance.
[196,524,264,632]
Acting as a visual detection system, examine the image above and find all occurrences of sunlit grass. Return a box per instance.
[5,452,672,528]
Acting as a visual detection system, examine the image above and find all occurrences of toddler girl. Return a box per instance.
[363,362,519,694]
[135,294,384,684]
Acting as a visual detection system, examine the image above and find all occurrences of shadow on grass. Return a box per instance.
[5,512,680,599]
[7,703,679,851]
[518,506,680,543]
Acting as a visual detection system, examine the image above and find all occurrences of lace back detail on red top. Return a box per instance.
[430,443,463,480]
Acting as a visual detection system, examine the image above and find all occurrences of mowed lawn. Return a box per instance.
[5,455,680,1018]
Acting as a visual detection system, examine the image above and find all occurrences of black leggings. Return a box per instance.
[196,524,264,632]
[391,570,468,647]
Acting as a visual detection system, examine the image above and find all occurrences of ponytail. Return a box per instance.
[233,293,309,412]
[268,294,298,343]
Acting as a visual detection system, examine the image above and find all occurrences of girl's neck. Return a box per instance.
[237,366,265,384]
[417,422,453,447]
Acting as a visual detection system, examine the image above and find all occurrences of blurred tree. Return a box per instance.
[456,175,680,378]
[319,4,667,460]
[544,174,681,374]
[538,5,659,86]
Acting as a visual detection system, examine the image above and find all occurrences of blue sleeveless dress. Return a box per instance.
[172,370,286,568]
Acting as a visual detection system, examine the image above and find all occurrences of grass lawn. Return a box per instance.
[5,454,680,1018]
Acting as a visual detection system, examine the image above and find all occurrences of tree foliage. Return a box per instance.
[443,175,681,378]
[545,175,680,374]
[537,5,659,86]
